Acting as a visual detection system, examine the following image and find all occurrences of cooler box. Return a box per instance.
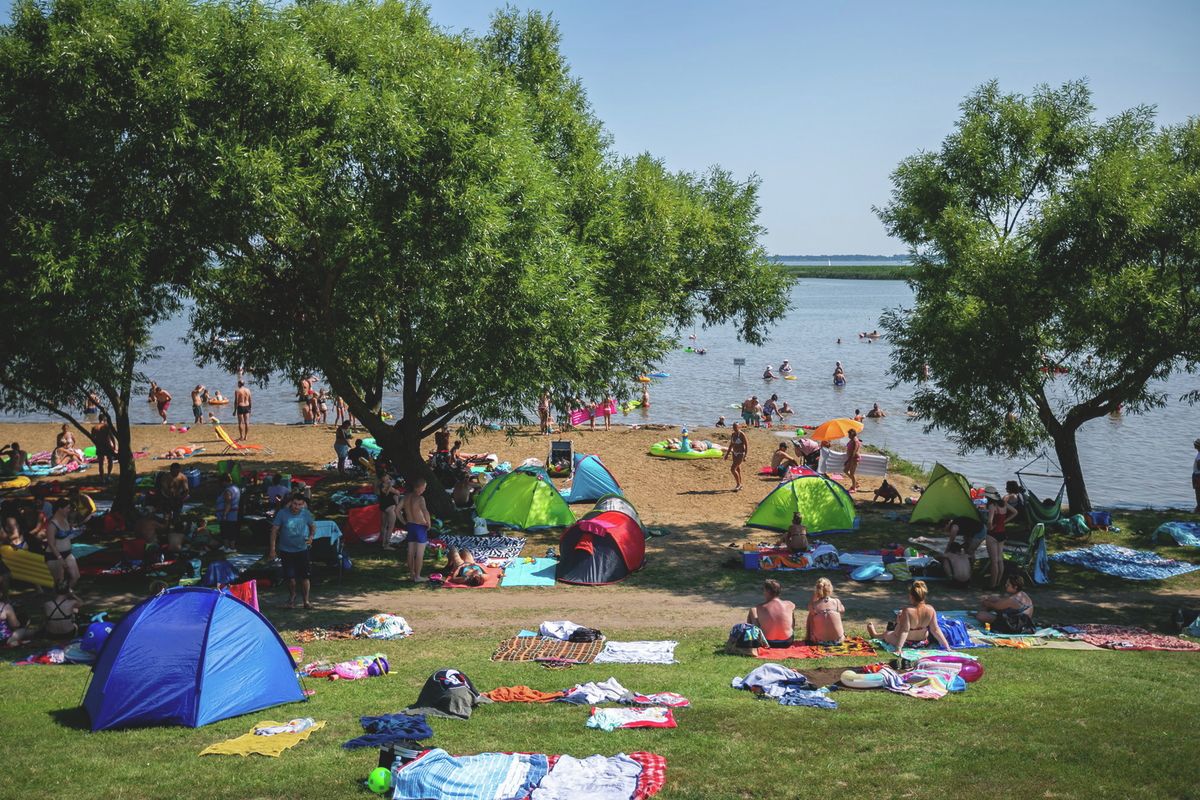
[184,467,202,489]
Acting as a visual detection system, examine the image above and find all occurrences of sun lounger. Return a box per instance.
[213,424,273,456]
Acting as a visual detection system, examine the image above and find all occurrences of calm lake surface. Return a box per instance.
[5,279,1195,508]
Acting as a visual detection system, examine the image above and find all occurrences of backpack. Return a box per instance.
[728,623,768,649]
[991,611,1036,635]
[568,627,603,643]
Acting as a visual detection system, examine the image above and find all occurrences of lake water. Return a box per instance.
[4,279,1195,508]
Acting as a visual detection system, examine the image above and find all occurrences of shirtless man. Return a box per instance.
[234,381,252,441]
[0,442,29,476]
[770,442,800,478]
[747,579,796,648]
[191,385,205,424]
[401,477,431,582]
[866,402,887,418]
[725,422,748,491]
[152,385,172,424]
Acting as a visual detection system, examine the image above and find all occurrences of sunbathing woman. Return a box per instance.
[866,580,951,651]
[444,548,486,587]
[805,577,845,645]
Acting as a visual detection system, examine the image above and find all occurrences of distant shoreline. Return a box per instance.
[773,263,913,280]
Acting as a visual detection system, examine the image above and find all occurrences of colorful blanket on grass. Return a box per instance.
[1050,544,1200,580]
[1061,624,1200,652]
[1152,521,1200,548]
[440,534,526,561]
[295,625,354,643]
[754,636,876,660]
[518,752,665,800]
[491,635,606,665]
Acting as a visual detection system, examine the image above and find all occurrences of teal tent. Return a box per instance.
[474,467,576,530]
[561,454,622,504]
[746,474,859,534]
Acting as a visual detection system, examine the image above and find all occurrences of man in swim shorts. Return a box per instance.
[402,477,431,582]
[153,385,171,424]
[234,381,252,441]
[747,579,796,648]
[191,385,205,424]
[725,422,748,491]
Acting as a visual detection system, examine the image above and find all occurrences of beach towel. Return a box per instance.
[586,706,677,732]
[1050,544,1200,580]
[440,534,526,561]
[341,713,433,749]
[442,565,504,588]
[594,641,679,665]
[1153,521,1200,548]
[628,692,690,708]
[483,686,566,703]
[200,719,326,757]
[394,749,548,800]
[532,754,642,800]
[754,636,876,660]
[1061,624,1200,652]
[778,688,838,709]
[490,636,607,665]
[351,613,413,639]
[501,557,558,587]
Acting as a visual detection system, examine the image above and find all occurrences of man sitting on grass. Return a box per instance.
[748,579,796,648]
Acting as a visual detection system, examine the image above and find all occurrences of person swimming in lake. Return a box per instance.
[445,548,486,587]
[762,365,777,380]
[832,361,846,386]
[779,360,792,374]
[853,408,864,422]
[866,580,951,651]
[805,577,845,645]
[906,405,918,418]
[777,402,793,418]
[866,402,887,418]
[715,415,727,427]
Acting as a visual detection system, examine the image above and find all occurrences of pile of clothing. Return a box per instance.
[351,613,413,640]
[731,664,836,709]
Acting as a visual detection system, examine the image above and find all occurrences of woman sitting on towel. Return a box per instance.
[805,577,845,645]
[976,574,1035,633]
[445,548,486,587]
[776,513,809,552]
[866,580,951,651]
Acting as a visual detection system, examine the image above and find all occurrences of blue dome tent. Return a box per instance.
[83,587,304,731]
[561,454,622,504]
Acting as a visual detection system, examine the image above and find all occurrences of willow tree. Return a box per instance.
[0,0,212,511]
[878,80,1200,512]
[192,1,789,504]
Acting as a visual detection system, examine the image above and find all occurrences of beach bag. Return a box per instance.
[728,623,768,649]
[991,611,1035,635]
[568,627,603,643]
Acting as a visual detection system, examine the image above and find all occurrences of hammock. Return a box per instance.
[1017,453,1066,525]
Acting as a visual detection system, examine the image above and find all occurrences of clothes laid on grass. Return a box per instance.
[1061,624,1200,652]
[586,707,677,732]
[753,636,876,660]
[342,713,433,749]
[295,625,355,643]
[539,620,585,640]
[501,557,558,587]
[392,749,548,800]
[777,688,837,709]
[629,692,690,708]
[731,663,813,699]
[299,654,389,680]
[1153,521,1200,548]
[482,686,566,703]
[594,641,678,665]
[200,719,326,757]
[404,668,494,719]
[1050,544,1200,580]
[559,678,633,705]
[490,636,606,665]
[532,754,643,800]
[351,613,413,639]
[439,534,526,561]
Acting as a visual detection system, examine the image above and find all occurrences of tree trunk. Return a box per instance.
[1049,426,1091,515]
[113,402,137,517]
[362,417,455,519]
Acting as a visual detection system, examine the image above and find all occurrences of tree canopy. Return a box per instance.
[0,0,213,509]
[877,80,1200,511]
[190,1,790,495]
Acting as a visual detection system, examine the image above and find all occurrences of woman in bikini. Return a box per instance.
[983,486,1015,589]
[42,499,81,591]
[805,577,845,645]
[976,574,1035,631]
[866,580,951,651]
[43,581,80,638]
[0,598,30,648]
[444,548,485,587]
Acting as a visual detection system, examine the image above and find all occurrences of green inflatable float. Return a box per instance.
[648,441,723,460]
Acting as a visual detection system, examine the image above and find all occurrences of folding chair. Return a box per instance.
[548,440,573,478]
[312,519,345,584]
[213,423,274,456]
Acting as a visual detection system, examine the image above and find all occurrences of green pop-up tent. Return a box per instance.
[746,474,859,534]
[909,463,978,523]
[474,466,576,530]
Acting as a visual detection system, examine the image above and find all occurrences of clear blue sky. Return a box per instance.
[4,0,1197,253]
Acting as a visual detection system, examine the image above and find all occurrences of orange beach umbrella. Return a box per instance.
[806,418,864,442]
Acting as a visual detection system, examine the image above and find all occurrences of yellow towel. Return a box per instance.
[200,720,326,757]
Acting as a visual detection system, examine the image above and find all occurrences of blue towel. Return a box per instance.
[501,557,558,587]
[778,689,837,709]
[1152,522,1200,548]
[341,713,433,749]
[1050,544,1200,581]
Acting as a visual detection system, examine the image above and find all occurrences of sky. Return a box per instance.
[4,0,1198,253]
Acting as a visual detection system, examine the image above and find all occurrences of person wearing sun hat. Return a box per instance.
[983,485,1015,589]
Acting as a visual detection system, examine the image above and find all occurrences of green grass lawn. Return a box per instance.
[2,628,1198,800]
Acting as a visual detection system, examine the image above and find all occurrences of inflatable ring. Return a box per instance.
[637,376,652,383]
[0,475,32,491]
[784,375,797,380]
[207,399,229,405]
[840,669,886,689]
[648,441,723,460]
[648,372,670,378]
[919,655,983,683]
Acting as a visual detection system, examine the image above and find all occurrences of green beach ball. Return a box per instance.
[367,767,393,794]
